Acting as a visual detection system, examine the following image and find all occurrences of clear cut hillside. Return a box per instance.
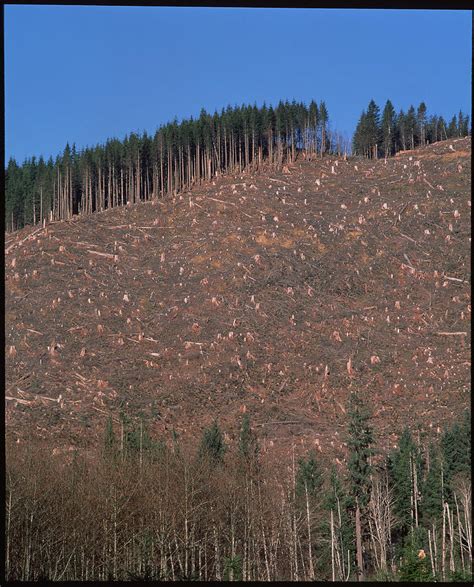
[5,137,471,462]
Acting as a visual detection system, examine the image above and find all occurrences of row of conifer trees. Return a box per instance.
[5,395,471,581]
[352,99,470,159]
[5,100,338,233]
[5,99,470,233]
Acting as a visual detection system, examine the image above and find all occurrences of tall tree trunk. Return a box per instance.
[305,484,314,579]
[355,499,364,581]
[330,509,336,582]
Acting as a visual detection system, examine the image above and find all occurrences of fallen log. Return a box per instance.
[87,250,116,259]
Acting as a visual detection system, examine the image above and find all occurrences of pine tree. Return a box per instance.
[457,110,469,137]
[6,98,466,232]
[417,102,427,146]
[347,392,374,580]
[296,451,323,498]
[397,109,407,151]
[447,115,458,138]
[441,414,471,503]
[421,442,443,525]
[324,466,354,581]
[366,100,381,159]
[398,537,432,582]
[381,100,396,157]
[198,420,226,465]
[319,101,329,157]
[352,110,368,157]
[296,451,323,579]
[438,116,448,141]
[308,100,318,158]
[388,427,423,538]
[406,106,417,149]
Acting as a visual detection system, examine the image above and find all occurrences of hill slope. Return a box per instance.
[5,137,471,460]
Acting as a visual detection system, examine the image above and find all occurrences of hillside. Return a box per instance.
[5,137,471,461]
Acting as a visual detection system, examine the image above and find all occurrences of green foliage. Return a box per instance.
[114,412,166,462]
[447,115,458,138]
[398,535,432,582]
[6,96,469,232]
[421,443,443,524]
[457,110,470,137]
[347,392,374,509]
[381,99,396,157]
[388,427,422,535]
[441,412,471,503]
[223,555,243,581]
[296,451,323,498]
[448,568,474,582]
[198,420,226,465]
[5,411,471,581]
[352,99,466,159]
[322,466,355,576]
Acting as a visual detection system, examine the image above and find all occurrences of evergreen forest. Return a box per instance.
[5,99,470,233]
[5,399,472,582]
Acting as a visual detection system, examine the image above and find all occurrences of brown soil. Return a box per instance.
[5,137,471,464]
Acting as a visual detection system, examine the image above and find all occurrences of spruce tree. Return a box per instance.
[398,539,432,582]
[347,392,374,580]
[365,100,381,159]
[457,110,469,137]
[406,106,417,149]
[417,102,427,146]
[319,101,329,157]
[352,110,368,157]
[421,442,443,525]
[198,420,226,465]
[296,451,323,498]
[381,100,396,157]
[324,466,354,581]
[447,115,458,138]
[397,109,407,151]
[388,427,423,538]
[441,414,471,502]
[296,451,323,579]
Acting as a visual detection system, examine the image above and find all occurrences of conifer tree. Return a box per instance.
[324,466,354,581]
[296,451,323,579]
[417,102,427,146]
[406,106,417,149]
[398,538,432,582]
[381,100,396,157]
[397,109,407,151]
[5,98,466,232]
[421,442,444,525]
[319,101,329,157]
[441,414,471,503]
[457,110,469,137]
[447,115,458,138]
[388,427,423,538]
[198,420,226,465]
[347,392,374,580]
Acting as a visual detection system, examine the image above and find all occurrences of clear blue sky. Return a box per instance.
[5,6,472,163]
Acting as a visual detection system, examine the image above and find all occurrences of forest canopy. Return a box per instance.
[5,99,470,232]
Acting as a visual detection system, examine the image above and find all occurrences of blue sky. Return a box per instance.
[5,6,472,163]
